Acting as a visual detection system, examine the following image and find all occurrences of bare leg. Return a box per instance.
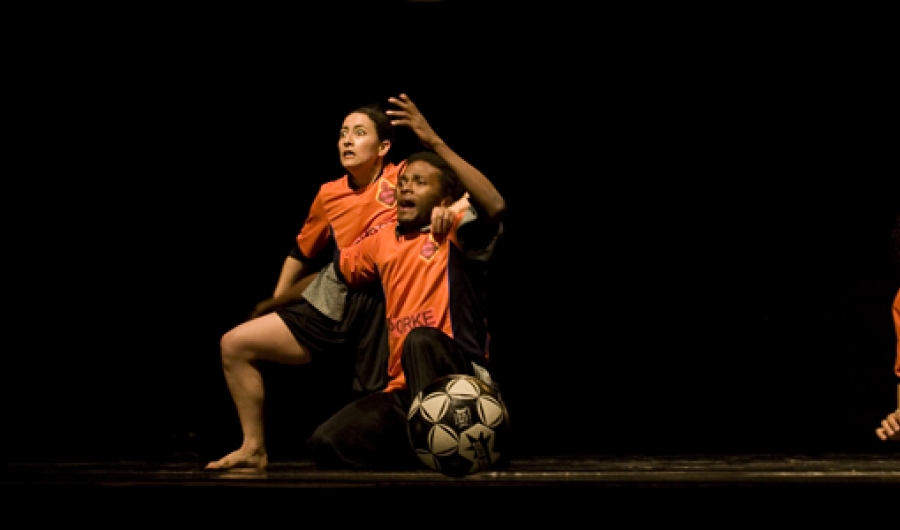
[206,312,312,470]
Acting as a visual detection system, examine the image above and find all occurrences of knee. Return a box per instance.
[401,327,445,367]
[219,328,248,368]
[307,425,344,469]
[307,426,328,454]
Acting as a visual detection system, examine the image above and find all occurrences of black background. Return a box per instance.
[6,6,898,463]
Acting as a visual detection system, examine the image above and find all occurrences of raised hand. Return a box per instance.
[387,93,442,149]
[431,193,471,234]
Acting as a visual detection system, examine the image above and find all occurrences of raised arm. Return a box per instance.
[387,94,505,225]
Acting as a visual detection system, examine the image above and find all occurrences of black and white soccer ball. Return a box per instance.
[407,373,510,477]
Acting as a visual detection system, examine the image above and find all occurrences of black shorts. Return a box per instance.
[276,281,390,393]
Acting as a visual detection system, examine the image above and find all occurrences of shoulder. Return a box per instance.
[312,175,353,204]
[351,220,397,248]
[320,174,349,192]
[457,207,501,235]
[381,161,407,184]
[456,208,503,257]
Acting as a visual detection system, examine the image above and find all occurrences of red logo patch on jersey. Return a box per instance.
[420,235,440,261]
[377,179,396,207]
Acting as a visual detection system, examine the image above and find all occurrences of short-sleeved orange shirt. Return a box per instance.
[337,210,499,393]
[295,161,405,259]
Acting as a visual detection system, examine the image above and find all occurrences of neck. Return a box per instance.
[397,219,427,235]
[349,160,385,189]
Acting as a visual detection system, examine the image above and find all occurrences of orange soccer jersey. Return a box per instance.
[294,162,405,260]
[336,211,497,393]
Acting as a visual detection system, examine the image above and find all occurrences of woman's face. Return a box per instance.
[338,112,388,172]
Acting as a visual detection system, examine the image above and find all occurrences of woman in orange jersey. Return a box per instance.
[206,100,462,471]
[310,93,507,471]
[875,213,900,442]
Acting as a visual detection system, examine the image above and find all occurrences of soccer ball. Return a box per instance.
[407,373,510,477]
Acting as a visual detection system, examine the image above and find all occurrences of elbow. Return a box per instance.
[484,195,506,225]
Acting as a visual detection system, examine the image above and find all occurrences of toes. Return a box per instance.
[205,457,233,470]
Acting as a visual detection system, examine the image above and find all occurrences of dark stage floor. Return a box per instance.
[4,453,899,523]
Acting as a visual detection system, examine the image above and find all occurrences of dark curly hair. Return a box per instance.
[405,151,466,202]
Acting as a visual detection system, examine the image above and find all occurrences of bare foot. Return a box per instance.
[205,448,268,471]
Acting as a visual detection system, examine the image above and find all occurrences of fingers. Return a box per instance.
[430,208,445,233]
[388,93,436,144]
[388,93,411,104]
[385,100,409,126]
[884,412,900,436]
[387,93,416,113]
[888,410,900,427]
[430,206,454,234]
[876,411,900,441]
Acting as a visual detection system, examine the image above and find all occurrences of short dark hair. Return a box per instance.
[405,151,465,202]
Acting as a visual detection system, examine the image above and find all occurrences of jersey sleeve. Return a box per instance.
[334,229,381,288]
[294,189,333,262]
[455,206,503,262]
